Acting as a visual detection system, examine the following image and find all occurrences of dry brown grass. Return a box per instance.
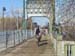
[0,18,22,31]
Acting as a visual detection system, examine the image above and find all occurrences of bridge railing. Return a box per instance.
[0,30,34,52]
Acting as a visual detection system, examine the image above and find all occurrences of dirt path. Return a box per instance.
[0,35,56,56]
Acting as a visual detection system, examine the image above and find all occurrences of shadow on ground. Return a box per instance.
[39,40,48,46]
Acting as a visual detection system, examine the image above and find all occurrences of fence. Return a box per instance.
[0,30,34,52]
